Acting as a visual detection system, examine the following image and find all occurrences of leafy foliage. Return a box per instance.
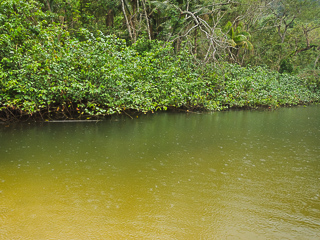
[0,0,319,121]
[225,21,253,51]
[279,59,293,74]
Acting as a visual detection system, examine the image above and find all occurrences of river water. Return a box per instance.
[0,106,319,239]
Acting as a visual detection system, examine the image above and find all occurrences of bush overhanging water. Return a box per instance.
[0,0,319,121]
[1,31,319,121]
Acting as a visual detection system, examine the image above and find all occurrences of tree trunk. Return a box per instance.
[142,0,151,40]
[106,9,114,28]
[121,0,134,42]
[129,0,137,42]
[193,27,197,55]
[45,0,52,12]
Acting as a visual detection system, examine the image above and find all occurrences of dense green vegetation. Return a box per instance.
[0,0,319,121]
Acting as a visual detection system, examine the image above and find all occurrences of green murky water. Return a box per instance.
[1,106,320,239]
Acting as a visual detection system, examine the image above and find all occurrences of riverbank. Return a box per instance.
[1,99,319,123]
[1,1,320,123]
[1,35,319,123]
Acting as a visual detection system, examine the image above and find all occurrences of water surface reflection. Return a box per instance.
[0,106,320,239]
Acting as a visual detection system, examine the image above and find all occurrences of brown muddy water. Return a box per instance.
[0,105,320,239]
